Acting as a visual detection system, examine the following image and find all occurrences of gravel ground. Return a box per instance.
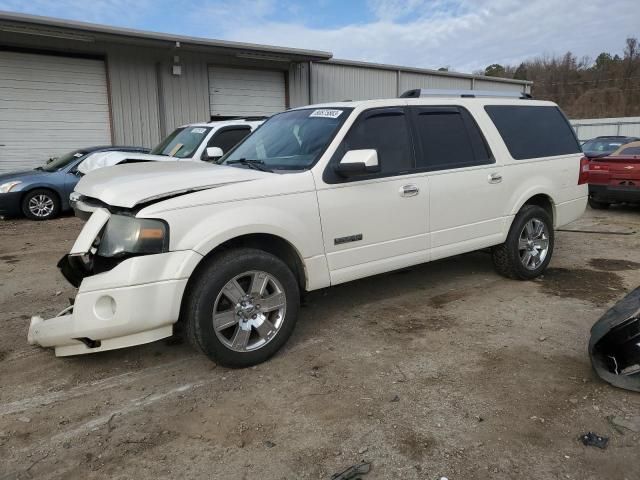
[1,206,639,480]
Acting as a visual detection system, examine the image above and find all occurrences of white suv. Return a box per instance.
[72,119,263,218]
[29,92,588,367]
[76,119,263,175]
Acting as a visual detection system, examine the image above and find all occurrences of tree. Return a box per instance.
[484,64,506,77]
[594,52,613,70]
[513,63,528,80]
[485,38,640,117]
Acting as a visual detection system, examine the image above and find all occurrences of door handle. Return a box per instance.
[400,184,419,197]
[488,173,502,184]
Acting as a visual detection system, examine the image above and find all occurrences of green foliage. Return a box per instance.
[484,64,506,77]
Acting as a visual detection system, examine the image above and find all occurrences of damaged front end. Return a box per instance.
[28,207,197,357]
[589,287,640,392]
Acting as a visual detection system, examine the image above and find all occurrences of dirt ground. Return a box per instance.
[1,206,640,480]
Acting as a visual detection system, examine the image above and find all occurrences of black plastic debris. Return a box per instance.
[589,286,640,392]
[331,462,371,480]
[580,432,609,449]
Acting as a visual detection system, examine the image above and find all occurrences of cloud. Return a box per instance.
[203,0,637,72]
[0,0,153,25]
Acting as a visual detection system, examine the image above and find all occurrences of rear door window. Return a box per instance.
[410,106,492,170]
[485,105,580,160]
[208,127,251,156]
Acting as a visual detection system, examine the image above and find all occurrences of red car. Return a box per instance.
[587,153,640,209]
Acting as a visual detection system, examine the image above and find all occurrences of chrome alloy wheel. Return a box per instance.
[518,218,550,270]
[213,270,287,352]
[28,194,55,218]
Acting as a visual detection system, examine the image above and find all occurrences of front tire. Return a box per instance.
[184,248,300,368]
[21,189,60,220]
[492,205,554,280]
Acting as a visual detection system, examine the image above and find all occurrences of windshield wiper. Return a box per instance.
[226,158,273,173]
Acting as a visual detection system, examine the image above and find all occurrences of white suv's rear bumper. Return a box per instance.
[28,249,201,356]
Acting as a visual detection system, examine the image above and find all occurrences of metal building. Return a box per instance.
[570,116,640,142]
[0,11,532,172]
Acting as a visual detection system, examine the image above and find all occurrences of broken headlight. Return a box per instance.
[97,215,169,258]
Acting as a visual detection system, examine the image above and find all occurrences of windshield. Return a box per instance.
[582,139,625,153]
[41,150,87,172]
[221,108,351,170]
[150,126,212,158]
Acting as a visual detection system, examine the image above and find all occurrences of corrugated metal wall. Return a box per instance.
[288,62,310,107]
[399,71,472,92]
[571,116,640,141]
[107,46,162,147]
[474,79,525,93]
[311,62,397,103]
[158,51,210,135]
[304,61,529,104]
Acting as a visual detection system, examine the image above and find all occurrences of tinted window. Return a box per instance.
[209,127,251,155]
[412,107,492,170]
[344,108,413,174]
[485,105,580,160]
[224,108,350,170]
[619,146,640,155]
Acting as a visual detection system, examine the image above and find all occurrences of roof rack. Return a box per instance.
[399,88,532,99]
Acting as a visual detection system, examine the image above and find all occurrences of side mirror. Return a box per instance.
[334,149,380,177]
[203,146,224,161]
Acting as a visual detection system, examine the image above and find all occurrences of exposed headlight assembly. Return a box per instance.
[0,181,22,193]
[97,215,169,258]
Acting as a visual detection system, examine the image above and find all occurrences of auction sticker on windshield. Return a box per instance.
[191,127,207,134]
[309,109,343,119]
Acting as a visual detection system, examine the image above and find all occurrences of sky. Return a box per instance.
[0,0,637,74]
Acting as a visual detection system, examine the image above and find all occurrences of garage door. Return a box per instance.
[208,66,286,118]
[0,51,112,173]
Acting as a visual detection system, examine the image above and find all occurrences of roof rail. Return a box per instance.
[399,88,532,99]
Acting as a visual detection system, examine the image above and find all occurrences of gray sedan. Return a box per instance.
[0,146,149,220]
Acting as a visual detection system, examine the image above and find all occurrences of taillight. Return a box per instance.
[578,156,590,185]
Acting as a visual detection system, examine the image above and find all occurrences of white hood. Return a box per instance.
[77,151,180,175]
[75,161,268,208]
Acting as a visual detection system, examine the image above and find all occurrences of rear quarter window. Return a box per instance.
[485,105,581,160]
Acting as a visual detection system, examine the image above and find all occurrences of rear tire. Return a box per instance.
[21,189,60,220]
[588,197,610,210]
[184,248,300,368]
[492,205,554,280]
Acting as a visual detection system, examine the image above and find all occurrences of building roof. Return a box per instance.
[0,10,333,62]
[326,58,533,86]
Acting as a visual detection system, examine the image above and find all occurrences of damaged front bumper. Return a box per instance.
[589,287,640,392]
[28,208,202,356]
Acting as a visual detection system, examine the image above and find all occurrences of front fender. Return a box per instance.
[16,181,67,207]
[142,191,328,288]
